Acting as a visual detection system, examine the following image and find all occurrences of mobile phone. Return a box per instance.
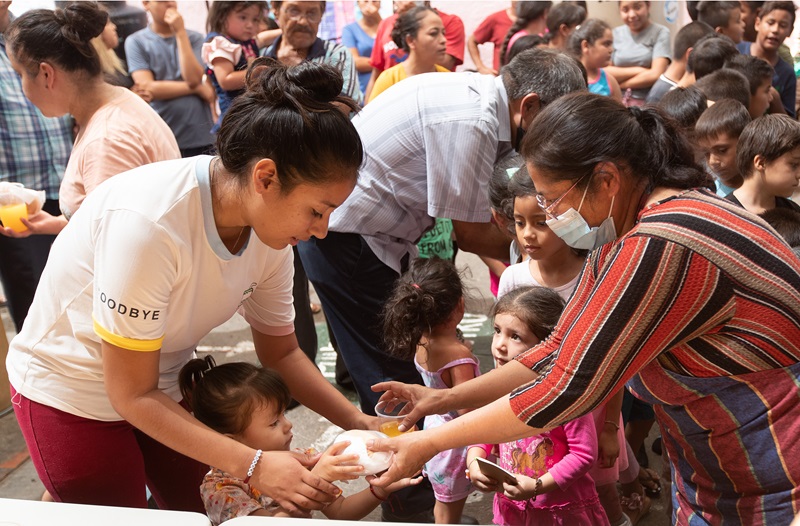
[474,457,518,485]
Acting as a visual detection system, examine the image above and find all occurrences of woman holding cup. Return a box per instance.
[370,93,800,524]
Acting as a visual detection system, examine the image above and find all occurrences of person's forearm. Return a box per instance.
[618,68,661,90]
[138,80,197,100]
[604,65,647,83]
[257,29,282,48]
[428,395,545,455]
[217,69,247,92]
[445,361,536,413]
[363,68,379,103]
[452,220,510,261]
[354,55,372,73]
[467,36,484,70]
[175,29,204,87]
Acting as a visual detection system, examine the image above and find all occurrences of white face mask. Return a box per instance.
[545,183,617,251]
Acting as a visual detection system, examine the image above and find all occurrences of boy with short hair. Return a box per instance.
[695,99,752,196]
[731,114,800,214]
[695,68,751,108]
[125,1,214,157]
[725,54,775,118]
[697,1,745,42]
[647,20,715,103]
[736,1,797,117]
[684,33,739,83]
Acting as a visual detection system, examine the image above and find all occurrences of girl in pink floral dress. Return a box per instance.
[467,287,609,526]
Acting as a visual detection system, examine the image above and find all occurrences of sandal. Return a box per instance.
[638,467,662,498]
[620,491,651,525]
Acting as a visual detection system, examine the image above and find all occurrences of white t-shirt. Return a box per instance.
[7,156,295,421]
[497,260,579,302]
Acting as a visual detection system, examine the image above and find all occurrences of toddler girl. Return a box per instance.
[467,286,610,526]
[569,19,622,101]
[179,357,417,525]
[497,164,587,301]
[202,1,270,133]
[381,257,480,524]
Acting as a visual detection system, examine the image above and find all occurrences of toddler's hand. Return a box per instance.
[365,471,423,496]
[311,441,364,482]
[466,462,501,493]
[502,474,534,501]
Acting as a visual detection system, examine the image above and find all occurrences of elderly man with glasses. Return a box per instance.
[263,1,362,105]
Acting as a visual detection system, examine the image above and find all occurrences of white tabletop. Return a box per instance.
[0,498,211,526]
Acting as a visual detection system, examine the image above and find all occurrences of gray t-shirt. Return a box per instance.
[612,22,671,100]
[125,27,214,150]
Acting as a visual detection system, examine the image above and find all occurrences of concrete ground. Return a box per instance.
[0,252,669,524]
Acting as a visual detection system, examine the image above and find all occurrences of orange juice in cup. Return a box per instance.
[378,419,415,437]
[0,202,28,233]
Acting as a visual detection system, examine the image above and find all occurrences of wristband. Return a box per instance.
[369,485,387,501]
[604,419,620,431]
[532,477,543,501]
[243,449,262,484]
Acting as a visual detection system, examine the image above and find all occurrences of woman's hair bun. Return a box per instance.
[246,57,345,107]
[55,2,108,50]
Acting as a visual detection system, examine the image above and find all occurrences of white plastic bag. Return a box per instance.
[0,182,46,214]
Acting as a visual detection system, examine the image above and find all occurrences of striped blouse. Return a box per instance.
[510,189,800,523]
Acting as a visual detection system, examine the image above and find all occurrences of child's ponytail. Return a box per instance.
[382,257,465,360]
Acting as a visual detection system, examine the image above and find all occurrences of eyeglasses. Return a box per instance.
[285,7,322,23]
[535,172,591,220]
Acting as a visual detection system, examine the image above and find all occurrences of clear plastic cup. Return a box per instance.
[0,202,28,233]
[375,401,415,437]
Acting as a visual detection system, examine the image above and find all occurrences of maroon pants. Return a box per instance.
[11,387,208,512]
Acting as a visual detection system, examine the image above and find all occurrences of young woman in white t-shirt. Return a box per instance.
[5,10,374,512]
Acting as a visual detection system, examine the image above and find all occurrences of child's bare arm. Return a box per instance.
[211,57,248,91]
[322,475,422,520]
[466,446,498,493]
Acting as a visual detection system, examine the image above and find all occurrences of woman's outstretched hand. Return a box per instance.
[371,381,449,432]
[366,431,437,488]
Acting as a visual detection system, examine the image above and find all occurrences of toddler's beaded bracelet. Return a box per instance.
[243,449,263,484]
[369,485,387,501]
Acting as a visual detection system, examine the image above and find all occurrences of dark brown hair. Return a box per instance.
[567,18,611,58]
[695,68,751,108]
[725,54,774,95]
[759,208,800,247]
[6,2,107,77]
[697,1,741,30]
[672,20,715,60]
[694,98,751,141]
[207,1,269,35]
[522,92,710,193]
[687,34,738,77]
[759,1,796,27]
[179,356,291,436]
[658,85,708,133]
[216,57,363,193]
[491,286,565,343]
[382,257,465,360]
[737,114,800,179]
[545,3,586,36]
[391,6,439,53]
[500,1,552,66]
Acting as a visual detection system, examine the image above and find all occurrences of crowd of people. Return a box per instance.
[1,1,800,525]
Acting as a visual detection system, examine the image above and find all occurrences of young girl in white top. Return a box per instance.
[497,165,586,302]
[181,357,418,525]
[381,257,480,524]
